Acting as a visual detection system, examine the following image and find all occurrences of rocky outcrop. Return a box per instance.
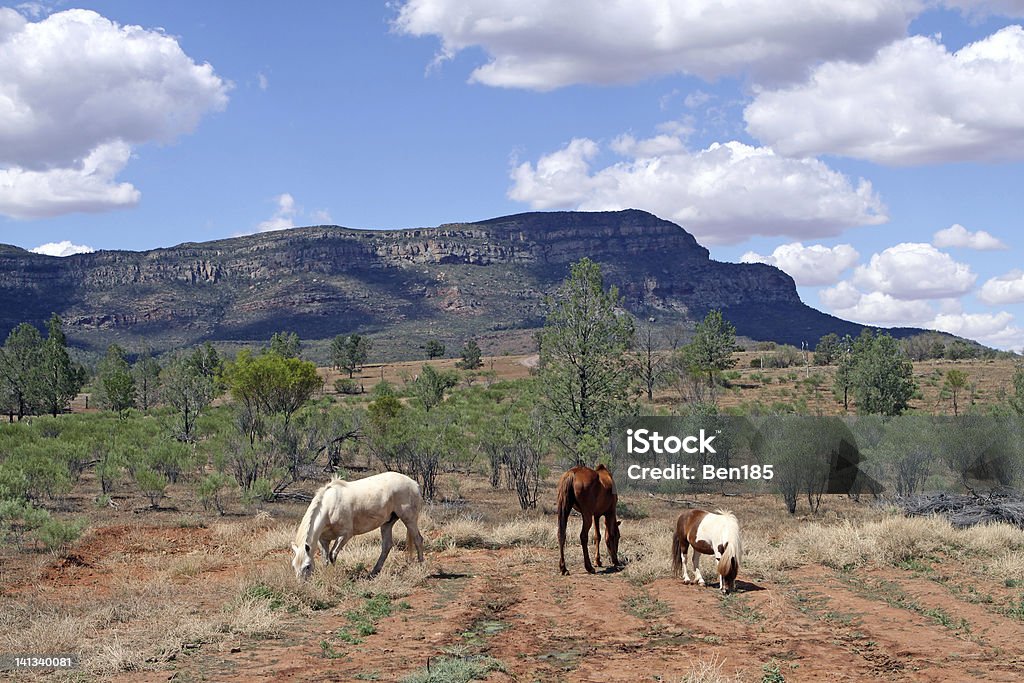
[0,210,912,353]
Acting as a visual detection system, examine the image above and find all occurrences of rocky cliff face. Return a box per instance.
[0,210,895,354]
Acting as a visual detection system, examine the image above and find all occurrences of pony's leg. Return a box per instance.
[692,551,705,586]
[593,516,602,567]
[681,545,692,584]
[580,513,596,574]
[370,518,397,577]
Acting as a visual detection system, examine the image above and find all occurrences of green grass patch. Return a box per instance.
[334,593,411,645]
[400,655,505,683]
[721,592,764,624]
[623,590,670,620]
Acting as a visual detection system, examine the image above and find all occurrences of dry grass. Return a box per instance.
[673,653,743,683]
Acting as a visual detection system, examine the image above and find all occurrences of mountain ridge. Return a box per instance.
[0,209,932,355]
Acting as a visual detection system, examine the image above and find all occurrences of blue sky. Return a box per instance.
[2,2,1024,350]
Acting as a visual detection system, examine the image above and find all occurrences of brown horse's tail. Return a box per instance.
[556,470,575,526]
[671,526,684,578]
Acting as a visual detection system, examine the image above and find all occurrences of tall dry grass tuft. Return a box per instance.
[674,653,743,683]
[621,518,675,584]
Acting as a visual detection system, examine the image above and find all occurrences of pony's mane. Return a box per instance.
[714,509,742,564]
[295,478,344,550]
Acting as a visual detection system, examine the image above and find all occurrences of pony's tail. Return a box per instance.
[671,528,683,578]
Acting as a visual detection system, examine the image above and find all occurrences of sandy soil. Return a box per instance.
[8,512,1023,683]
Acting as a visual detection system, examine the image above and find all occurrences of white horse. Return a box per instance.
[671,509,743,594]
[291,472,425,580]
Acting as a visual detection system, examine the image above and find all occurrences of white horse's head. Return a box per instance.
[291,542,313,580]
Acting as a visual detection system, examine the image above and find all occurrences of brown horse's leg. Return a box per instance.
[558,503,570,576]
[593,516,602,567]
[580,513,595,574]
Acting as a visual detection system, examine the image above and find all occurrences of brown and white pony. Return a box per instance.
[671,509,742,594]
[556,464,620,575]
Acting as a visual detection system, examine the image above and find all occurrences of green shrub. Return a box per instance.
[36,516,86,556]
[197,471,235,515]
[135,467,168,508]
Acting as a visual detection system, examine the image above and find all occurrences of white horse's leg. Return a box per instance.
[370,517,397,576]
[403,515,425,562]
[692,552,705,586]
[320,536,334,564]
[329,535,349,564]
[681,547,692,584]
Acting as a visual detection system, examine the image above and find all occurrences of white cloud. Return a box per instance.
[851,243,976,300]
[740,242,859,286]
[979,269,1024,304]
[819,283,936,325]
[30,240,95,257]
[745,26,1024,164]
[309,209,333,224]
[246,194,334,234]
[930,311,1024,350]
[0,142,140,218]
[256,193,298,233]
[393,0,916,89]
[0,8,229,218]
[509,136,887,244]
[932,223,1007,250]
[257,72,269,91]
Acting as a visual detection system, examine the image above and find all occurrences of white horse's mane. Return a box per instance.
[295,478,345,550]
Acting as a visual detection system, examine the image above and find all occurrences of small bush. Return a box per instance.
[334,378,361,395]
[36,516,86,556]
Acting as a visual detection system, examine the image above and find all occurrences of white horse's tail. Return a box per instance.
[404,480,423,558]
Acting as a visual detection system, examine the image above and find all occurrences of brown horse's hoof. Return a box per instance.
[585,566,596,574]
[560,567,569,576]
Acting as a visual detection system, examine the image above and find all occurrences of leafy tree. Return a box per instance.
[851,331,916,416]
[813,333,841,366]
[38,315,85,417]
[410,364,458,412]
[1011,365,1024,415]
[223,350,323,434]
[456,339,483,370]
[162,350,217,441]
[132,346,161,411]
[193,342,224,381]
[331,333,373,378]
[681,309,738,386]
[943,369,970,416]
[96,344,136,418]
[424,338,445,360]
[538,258,635,461]
[945,339,978,360]
[831,334,855,412]
[269,331,301,358]
[0,323,45,420]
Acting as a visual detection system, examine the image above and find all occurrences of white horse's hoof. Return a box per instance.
[697,579,705,586]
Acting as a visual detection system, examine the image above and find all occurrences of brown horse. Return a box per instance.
[556,464,621,575]
[671,509,742,594]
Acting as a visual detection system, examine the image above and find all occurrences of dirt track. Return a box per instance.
[11,518,1023,683]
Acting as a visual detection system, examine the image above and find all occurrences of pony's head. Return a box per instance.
[291,542,313,580]
[607,519,621,566]
[715,541,739,594]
